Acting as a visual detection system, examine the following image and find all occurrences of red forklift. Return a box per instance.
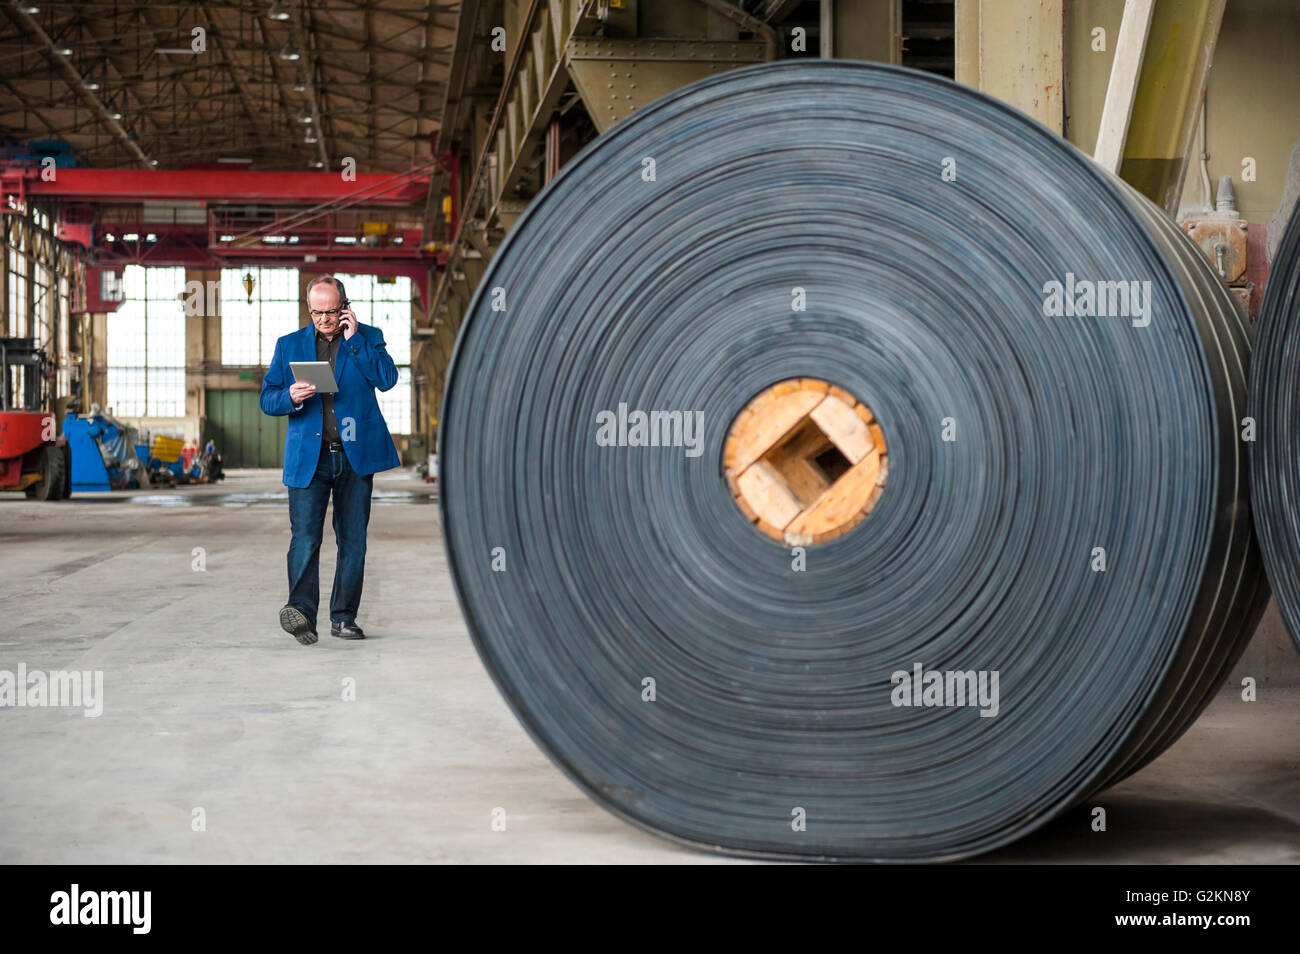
[0,337,70,500]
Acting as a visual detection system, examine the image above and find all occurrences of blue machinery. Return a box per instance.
[63,409,144,492]
[63,409,222,491]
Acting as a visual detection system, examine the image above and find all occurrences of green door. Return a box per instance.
[206,389,287,468]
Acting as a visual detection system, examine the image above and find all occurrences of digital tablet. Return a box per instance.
[289,361,339,393]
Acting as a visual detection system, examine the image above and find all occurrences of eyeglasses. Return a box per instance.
[308,301,349,319]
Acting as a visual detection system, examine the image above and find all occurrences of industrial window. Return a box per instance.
[6,233,27,338]
[106,265,186,417]
[220,266,300,366]
[333,273,412,434]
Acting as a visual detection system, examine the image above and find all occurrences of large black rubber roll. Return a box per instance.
[1250,202,1300,652]
[439,61,1267,861]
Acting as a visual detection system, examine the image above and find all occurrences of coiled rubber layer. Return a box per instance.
[439,61,1267,861]
[1250,202,1300,652]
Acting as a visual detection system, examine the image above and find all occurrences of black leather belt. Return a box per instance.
[326,440,344,451]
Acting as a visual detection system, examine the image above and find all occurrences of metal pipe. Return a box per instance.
[1198,96,1213,212]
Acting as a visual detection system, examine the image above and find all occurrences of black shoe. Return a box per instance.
[279,605,318,645]
[331,620,366,639]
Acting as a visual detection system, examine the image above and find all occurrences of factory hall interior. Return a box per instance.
[2,0,1300,872]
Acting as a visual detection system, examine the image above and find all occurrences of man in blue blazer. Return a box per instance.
[260,275,401,645]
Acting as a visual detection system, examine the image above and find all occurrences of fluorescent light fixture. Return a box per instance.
[268,0,291,20]
[263,235,287,243]
[122,233,139,241]
[219,234,236,242]
[145,233,157,241]
[279,41,300,61]
[333,236,357,244]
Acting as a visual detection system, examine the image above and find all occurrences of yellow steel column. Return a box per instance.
[1114,0,1226,213]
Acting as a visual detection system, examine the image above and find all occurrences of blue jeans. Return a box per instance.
[286,445,374,627]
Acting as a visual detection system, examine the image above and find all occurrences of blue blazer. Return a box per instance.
[260,322,402,488]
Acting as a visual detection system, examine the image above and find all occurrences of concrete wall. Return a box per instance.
[1062,0,1123,156]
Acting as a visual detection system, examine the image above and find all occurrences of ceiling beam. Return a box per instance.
[6,2,153,168]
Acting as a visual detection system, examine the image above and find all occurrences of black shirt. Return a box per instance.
[315,328,342,444]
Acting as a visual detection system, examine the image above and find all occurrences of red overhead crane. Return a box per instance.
[2,161,449,307]
[7,167,429,205]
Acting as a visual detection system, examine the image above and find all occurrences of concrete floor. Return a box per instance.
[1,468,1297,864]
